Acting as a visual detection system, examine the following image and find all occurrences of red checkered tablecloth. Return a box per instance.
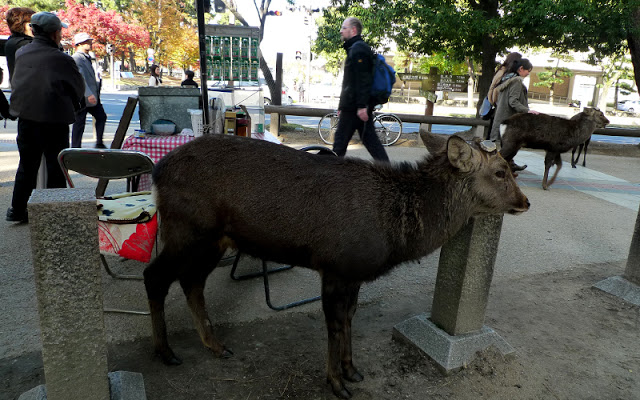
[122,134,195,190]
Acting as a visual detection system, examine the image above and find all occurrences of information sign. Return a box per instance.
[399,72,469,93]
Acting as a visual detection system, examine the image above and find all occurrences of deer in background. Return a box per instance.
[499,108,609,189]
[571,138,590,168]
[144,133,530,399]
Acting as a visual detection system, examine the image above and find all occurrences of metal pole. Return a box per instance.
[196,0,210,125]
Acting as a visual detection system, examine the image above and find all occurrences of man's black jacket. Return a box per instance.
[338,35,373,111]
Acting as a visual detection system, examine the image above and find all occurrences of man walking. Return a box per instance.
[6,12,85,222]
[71,32,107,148]
[332,17,389,162]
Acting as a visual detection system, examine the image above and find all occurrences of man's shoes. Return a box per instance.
[6,207,28,223]
[95,143,107,149]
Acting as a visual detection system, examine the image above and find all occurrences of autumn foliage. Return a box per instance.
[0,1,201,71]
[58,0,150,58]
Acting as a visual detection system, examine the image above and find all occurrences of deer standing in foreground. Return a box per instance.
[499,108,609,189]
[144,133,530,399]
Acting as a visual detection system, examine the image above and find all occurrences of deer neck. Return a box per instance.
[390,162,476,263]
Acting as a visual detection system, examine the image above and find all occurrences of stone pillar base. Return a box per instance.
[392,313,514,373]
[593,275,640,306]
[19,371,147,400]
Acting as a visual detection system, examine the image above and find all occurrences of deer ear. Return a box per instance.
[420,130,447,154]
[447,135,478,172]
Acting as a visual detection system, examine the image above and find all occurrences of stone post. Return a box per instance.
[593,205,640,306]
[393,215,514,372]
[624,208,640,285]
[28,188,110,400]
[431,214,502,335]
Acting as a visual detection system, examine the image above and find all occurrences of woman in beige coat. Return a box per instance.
[489,58,539,143]
[487,52,522,105]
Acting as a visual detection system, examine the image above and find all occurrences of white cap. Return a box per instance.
[74,32,93,46]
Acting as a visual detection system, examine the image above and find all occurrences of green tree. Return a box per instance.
[316,0,638,114]
[533,54,574,106]
[3,0,64,11]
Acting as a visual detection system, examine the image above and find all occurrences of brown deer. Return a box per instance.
[571,138,590,168]
[144,133,530,399]
[499,108,609,189]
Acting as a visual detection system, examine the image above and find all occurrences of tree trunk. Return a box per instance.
[627,6,640,93]
[129,47,136,73]
[478,35,498,116]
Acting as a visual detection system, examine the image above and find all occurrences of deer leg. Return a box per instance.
[144,250,183,365]
[583,139,590,167]
[322,273,360,399]
[179,242,232,358]
[341,283,363,383]
[571,146,579,168]
[542,152,554,190]
[544,153,563,190]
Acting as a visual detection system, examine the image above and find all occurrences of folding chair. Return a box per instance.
[58,148,156,315]
[229,145,337,311]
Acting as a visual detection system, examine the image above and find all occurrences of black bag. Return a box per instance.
[479,96,495,120]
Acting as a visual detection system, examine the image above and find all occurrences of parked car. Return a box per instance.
[262,79,293,106]
[309,82,341,104]
[616,99,640,114]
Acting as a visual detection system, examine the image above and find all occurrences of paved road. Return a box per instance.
[2,91,638,144]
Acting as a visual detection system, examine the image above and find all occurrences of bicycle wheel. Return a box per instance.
[318,112,339,145]
[374,114,402,146]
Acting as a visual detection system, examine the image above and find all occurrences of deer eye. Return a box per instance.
[495,170,506,179]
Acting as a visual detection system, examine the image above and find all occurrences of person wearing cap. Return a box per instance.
[6,12,85,223]
[71,32,107,148]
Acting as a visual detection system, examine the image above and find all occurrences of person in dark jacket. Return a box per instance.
[4,7,35,80]
[181,70,198,88]
[0,68,14,120]
[332,17,389,162]
[71,32,107,148]
[6,12,85,223]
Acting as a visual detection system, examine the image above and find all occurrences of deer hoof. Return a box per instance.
[343,369,364,382]
[157,351,183,366]
[328,378,352,399]
[332,386,352,399]
[220,347,234,358]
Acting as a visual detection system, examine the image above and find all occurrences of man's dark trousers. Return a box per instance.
[71,102,107,148]
[11,119,69,214]
[332,105,390,162]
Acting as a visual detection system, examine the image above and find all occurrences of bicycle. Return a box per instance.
[317,107,403,146]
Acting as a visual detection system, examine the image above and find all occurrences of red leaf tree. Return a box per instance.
[57,0,150,59]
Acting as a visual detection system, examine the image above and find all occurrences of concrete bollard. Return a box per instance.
[593,205,640,305]
[27,188,110,400]
[624,207,640,285]
[393,214,514,372]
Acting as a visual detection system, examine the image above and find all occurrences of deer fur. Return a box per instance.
[499,108,609,189]
[571,139,590,168]
[144,133,530,399]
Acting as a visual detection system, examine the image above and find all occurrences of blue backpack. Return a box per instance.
[370,54,396,105]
